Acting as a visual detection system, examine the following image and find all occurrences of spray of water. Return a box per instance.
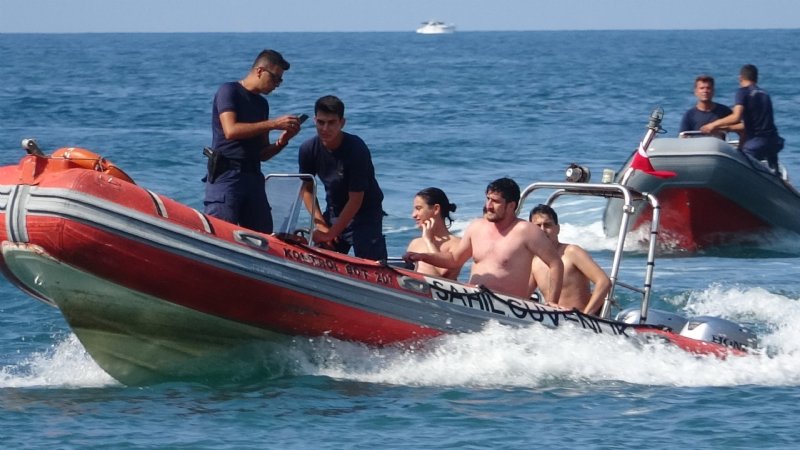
[0,334,116,388]
[3,286,799,389]
[298,287,800,388]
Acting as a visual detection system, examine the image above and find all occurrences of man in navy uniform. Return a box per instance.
[204,49,302,233]
[702,64,785,172]
[299,95,387,261]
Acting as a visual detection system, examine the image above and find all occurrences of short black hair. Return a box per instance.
[253,49,290,71]
[529,204,558,224]
[740,64,758,83]
[486,177,520,205]
[315,95,345,118]
[694,74,715,87]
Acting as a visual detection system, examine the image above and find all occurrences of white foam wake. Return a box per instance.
[3,286,798,389]
[0,334,116,388]
[302,286,800,388]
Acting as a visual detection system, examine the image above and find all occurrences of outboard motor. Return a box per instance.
[616,307,688,332]
[680,316,757,352]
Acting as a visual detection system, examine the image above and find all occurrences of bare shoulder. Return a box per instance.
[515,219,546,240]
[563,243,592,259]
[563,243,588,256]
[501,218,528,233]
[407,237,426,252]
[563,243,602,269]
[519,219,542,232]
[462,218,486,237]
[441,234,462,252]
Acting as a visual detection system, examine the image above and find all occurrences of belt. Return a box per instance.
[225,159,261,173]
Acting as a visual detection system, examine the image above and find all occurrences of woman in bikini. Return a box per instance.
[406,187,462,279]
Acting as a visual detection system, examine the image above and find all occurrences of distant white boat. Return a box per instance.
[416,20,455,34]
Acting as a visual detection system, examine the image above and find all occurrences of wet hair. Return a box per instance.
[529,204,558,224]
[252,49,290,71]
[416,187,457,227]
[694,74,715,87]
[486,177,520,206]
[315,95,345,119]
[740,64,758,83]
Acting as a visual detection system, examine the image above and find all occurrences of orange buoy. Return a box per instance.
[51,147,135,184]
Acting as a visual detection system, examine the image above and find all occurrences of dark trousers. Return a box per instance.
[741,135,785,172]
[325,209,387,261]
[204,170,273,233]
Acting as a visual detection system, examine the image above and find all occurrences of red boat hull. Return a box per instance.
[604,137,800,251]
[1,152,750,384]
[633,187,770,251]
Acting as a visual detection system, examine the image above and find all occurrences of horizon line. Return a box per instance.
[2,27,799,35]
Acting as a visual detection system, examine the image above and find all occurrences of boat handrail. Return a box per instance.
[637,191,660,323]
[517,181,659,321]
[384,256,415,270]
[615,280,645,295]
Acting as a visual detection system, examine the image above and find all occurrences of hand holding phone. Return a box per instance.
[296,114,309,124]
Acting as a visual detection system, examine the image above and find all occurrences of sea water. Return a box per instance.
[2,30,800,448]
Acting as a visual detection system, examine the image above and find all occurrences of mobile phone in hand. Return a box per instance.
[296,114,309,124]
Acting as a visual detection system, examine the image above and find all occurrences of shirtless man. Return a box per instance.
[404,178,563,300]
[528,204,610,315]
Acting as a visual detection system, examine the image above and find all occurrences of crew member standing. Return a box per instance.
[299,95,387,261]
[701,64,785,172]
[204,49,302,233]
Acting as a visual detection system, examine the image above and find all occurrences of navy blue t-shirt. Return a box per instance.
[735,84,779,139]
[298,132,384,221]
[679,103,733,132]
[211,81,268,161]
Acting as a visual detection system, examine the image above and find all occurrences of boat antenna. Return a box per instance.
[648,106,665,134]
[639,106,665,153]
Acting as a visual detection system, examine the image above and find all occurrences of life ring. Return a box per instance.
[51,147,135,184]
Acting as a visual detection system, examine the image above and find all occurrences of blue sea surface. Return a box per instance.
[2,30,800,448]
